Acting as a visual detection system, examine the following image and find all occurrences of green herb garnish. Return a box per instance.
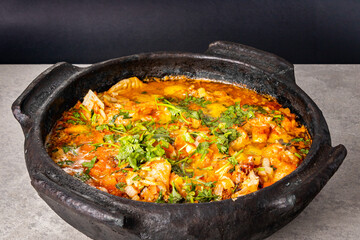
[169,182,183,203]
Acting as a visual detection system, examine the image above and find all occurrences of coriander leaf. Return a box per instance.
[96,124,109,131]
[214,128,240,154]
[169,182,183,203]
[227,156,238,166]
[73,112,81,118]
[62,145,78,155]
[185,110,200,120]
[156,98,190,124]
[132,175,141,181]
[91,113,98,124]
[185,191,196,203]
[227,149,243,166]
[180,95,211,107]
[203,181,217,187]
[82,156,97,171]
[118,110,132,119]
[272,114,284,126]
[195,188,219,202]
[292,138,304,142]
[153,127,173,143]
[74,172,91,182]
[103,134,114,143]
[156,190,165,203]
[183,132,195,143]
[196,141,210,161]
[300,149,309,154]
[110,114,119,124]
[57,160,74,167]
[115,182,126,191]
[128,153,141,170]
[62,145,71,153]
[198,110,217,127]
[67,119,77,124]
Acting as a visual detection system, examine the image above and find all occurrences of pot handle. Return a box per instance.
[205,41,295,82]
[31,172,126,232]
[313,144,347,184]
[291,144,347,197]
[12,62,81,135]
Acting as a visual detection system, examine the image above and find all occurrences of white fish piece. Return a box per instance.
[125,185,139,198]
[82,90,106,120]
[83,90,105,111]
[107,77,145,96]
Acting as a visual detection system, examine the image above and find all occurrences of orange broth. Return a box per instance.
[46,76,311,203]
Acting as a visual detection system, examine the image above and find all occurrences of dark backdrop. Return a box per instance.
[1,0,359,64]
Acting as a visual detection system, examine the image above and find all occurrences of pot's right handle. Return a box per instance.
[12,62,82,135]
[292,144,346,198]
[205,41,295,82]
[316,144,347,182]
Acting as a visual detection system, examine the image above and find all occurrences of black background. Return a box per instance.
[1,0,359,64]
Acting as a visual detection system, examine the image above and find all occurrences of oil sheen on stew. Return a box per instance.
[46,76,311,203]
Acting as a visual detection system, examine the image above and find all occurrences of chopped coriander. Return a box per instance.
[62,146,71,153]
[169,182,183,203]
[195,188,218,202]
[67,119,77,124]
[79,112,88,121]
[115,182,126,191]
[118,110,132,119]
[156,190,165,203]
[300,149,309,154]
[73,111,81,118]
[132,175,141,181]
[62,145,78,155]
[183,132,195,143]
[180,95,211,107]
[153,127,173,143]
[57,160,74,166]
[96,124,109,131]
[91,113,98,124]
[49,78,312,204]
[74,172,91,182]
[227,149,243,166]
[292,138,304,143]
[272,114,284,126]
[103,134,114,143]
[196,141,210,155]
[155,98,190,124]
[82,156,97,171]
[198,166,213,171]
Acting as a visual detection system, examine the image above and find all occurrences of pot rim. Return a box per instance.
[29,51,328,206]
[13,42,347,239]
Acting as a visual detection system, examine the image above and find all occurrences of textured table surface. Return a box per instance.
[1,65,359,240]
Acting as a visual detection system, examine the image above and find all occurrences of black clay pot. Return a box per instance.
[12,41,346,240]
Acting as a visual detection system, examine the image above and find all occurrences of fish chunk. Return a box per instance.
[108,77,145,96]
[82,90,106,120]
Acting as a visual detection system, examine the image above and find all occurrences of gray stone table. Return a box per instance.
[1,65,359,239]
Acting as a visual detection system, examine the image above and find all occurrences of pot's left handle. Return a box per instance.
[31,172,129,237]
[12,62,82,135]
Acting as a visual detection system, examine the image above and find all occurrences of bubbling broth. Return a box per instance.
[46,76,311,203]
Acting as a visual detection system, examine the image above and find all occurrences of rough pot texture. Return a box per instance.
[12,41,346,240]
